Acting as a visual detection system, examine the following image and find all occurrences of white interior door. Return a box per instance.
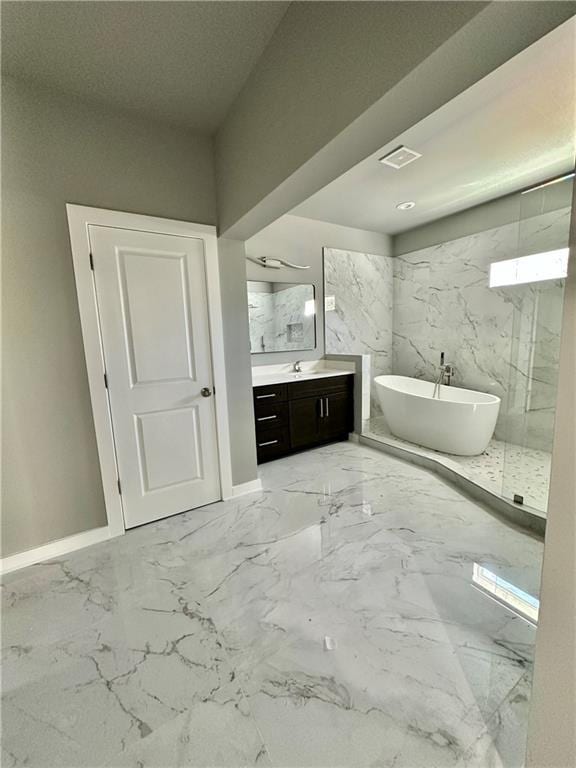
[88,225,221,529]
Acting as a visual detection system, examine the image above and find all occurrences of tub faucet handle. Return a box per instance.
[443,363,454,386]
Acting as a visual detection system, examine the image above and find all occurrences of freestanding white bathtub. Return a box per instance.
[373,375,500,456]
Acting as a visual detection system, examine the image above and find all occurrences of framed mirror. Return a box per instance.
[247,281,316,354]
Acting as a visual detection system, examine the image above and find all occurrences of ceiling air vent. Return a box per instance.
[378,145,421,169]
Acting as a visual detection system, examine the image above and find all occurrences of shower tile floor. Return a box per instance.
[365,416,551,513]
[2,443,542,768]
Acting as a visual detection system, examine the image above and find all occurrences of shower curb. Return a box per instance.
[357,433,546,538]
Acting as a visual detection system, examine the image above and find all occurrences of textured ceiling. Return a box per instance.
[293,18,576,234]
[1,1,289,133]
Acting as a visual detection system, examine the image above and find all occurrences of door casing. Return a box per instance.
[67,204,234,538]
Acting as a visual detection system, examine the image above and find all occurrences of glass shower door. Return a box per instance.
[501,176,573,514]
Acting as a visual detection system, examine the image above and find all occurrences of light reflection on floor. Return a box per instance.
[473,563,539,625]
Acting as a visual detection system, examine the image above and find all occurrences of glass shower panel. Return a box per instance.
[501,176,573,513]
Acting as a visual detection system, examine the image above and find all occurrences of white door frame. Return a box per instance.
[67,204,234,538]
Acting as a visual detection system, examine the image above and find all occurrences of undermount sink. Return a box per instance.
[292,370,323,377]
[291,369,347,380]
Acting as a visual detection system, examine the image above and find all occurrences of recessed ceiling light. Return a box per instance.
[396,201,416,211]
[379,145,422,169]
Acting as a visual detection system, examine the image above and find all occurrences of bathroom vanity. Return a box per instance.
[252,366,354,463]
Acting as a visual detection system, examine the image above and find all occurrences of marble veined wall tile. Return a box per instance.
[248,290,273,353]
[323,208,568,450]
[272,283,316,351]
[393,207,570,449]
[324,248,393,414]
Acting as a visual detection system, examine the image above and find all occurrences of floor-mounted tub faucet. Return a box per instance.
[433,353,454,398]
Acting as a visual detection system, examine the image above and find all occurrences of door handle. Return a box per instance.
[201,387,212,398]
[319,397,324,418]
[325,397,329,417]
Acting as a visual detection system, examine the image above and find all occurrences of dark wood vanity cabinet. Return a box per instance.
[253,374,353,463]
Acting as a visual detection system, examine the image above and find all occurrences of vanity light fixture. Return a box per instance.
[246,256,311,270]
[489,248,569,287]
[396,201,416,211]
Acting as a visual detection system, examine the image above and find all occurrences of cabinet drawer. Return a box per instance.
[255,402,289,432]
[253,383,287,406]
[289,374,352,401]
[256,427,290,462]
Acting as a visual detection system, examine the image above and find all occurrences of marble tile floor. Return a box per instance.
[364,417,551,514]
[1,443,543,768]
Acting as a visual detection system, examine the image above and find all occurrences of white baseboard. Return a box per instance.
[223,478,263,500]
[0,526,111,576]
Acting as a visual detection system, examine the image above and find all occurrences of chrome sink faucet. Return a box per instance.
[293,360,302,373]
[433,352,454,398]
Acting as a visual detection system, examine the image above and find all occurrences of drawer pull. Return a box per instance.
[256,393,276,399]
[257,415,278,422]
[258,439,279,447]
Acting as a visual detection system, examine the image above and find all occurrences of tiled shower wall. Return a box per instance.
[324,248,393,413]
[324,205,570,449]
[393,207,569,449]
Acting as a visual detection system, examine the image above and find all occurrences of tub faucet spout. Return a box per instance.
[433,354,454,398]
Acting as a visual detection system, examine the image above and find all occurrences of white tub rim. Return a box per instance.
[373,374,501,407]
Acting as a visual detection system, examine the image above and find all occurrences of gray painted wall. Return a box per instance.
[2,77,216,557]
[246,215,390,366]
[217,239,258,487]
[216,3,574,239]
[215,2,486,235]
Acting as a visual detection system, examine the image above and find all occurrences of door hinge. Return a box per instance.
[89,253,94,270]
[104,372,108,389]
[117,479,122,495]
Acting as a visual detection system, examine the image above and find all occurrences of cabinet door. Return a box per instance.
[289,396,323,449]
[320,391,352,441]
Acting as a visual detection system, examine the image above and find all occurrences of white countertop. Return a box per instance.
[252,361,355,387]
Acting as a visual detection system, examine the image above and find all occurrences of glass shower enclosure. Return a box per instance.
[500,175,573,514]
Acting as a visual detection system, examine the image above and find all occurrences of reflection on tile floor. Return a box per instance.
[365,416,551,513]
[2,443,542,767]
